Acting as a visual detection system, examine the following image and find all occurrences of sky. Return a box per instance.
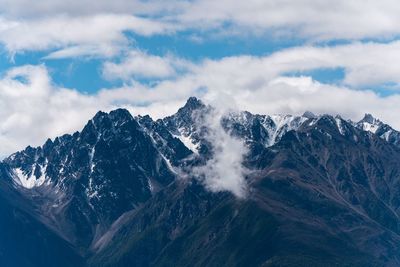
[1,0,400,156]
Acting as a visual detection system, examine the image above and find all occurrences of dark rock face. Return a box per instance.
[0,171,83,267]
[3,108,177,249]
[356,113,400,148]
[136,114,192,166]
[2,97,400,266]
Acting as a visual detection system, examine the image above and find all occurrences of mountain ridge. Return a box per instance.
[1,97,400,266]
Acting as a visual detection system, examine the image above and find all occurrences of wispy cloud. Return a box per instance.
[2,61,400,157]
[0,14,175,58]
[192,96,249,198]
[2,1,400,59]
[0,65,102,157]
[174,0,400,41]
[102,51,177,80]
[3,1,400,158]
[0,0,182,17]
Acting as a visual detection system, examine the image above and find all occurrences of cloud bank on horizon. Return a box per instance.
[1,0,400,157]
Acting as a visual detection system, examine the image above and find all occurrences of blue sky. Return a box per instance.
[2,0,400,155]
[0,31,303,93]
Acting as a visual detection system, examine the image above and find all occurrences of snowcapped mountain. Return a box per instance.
[2,97,400,267]
[3,108,177,248]
[356,113,400,148]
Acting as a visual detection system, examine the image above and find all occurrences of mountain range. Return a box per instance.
[1,97,400,266]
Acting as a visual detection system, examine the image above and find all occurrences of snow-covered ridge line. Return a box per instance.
[4,97,400,191]
[224,109,400,148]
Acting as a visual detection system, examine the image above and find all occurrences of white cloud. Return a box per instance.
[2,0,400,198]
[4,41,400,157]
[0,0,181,18]
[127,43,400,129]
[0,64,193,157]
[263,41,400,87]
[1,0,400,59]
[102,51,177,80]
[176,40,400,89]
[192,104,249,198]
[0,65,105,157]
[44,45,123,59]
[171,47,400,128]
[0,14,174,58]
[175,0,400,41]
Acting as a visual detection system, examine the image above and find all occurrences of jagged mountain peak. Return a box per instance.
[4,97,400,266]
[173,96,207,119]
[90,108,134,129]
[353,113,400,147]
[356,113,384,134]
[359,113,381,125]
[302,110,317,119]
[183,96,205,110]
[108,108,133,121]
[356,113,384,133]
[8,103,399,194]
[2,106,180,248]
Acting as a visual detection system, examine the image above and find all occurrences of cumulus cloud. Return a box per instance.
[124,43,400,129]
[0,64,192,157]
[2,0,400,59]
[178,40,400,89]
[175,0,400,40]
[3,0,400,42]
[102,51,177,80]
[0,0,181,18]
[0,14,174,58]
[0,65,104,157]
[1,0,400,199]
[261,41,400,87]
[4,42,400,157]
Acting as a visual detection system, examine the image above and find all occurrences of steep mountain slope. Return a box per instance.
[1,97,400,266]
[88,104,400,267]
[88,180,384,267]
[3,109,178,249]
[0,164,84,267]
[356,113,400,148]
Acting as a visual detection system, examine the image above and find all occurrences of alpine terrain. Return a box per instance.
[1,97,400,267]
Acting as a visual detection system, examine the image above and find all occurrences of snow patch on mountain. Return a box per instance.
[356,113,382,133]
[359,121,380,134]
[335,117,346,135]
[174,129,199,154]
[13,166,47,189]
[269,114,309,145]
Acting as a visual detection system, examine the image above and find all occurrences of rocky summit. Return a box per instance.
[2,97,400,267]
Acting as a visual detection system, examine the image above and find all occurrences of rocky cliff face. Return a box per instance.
[2,97,400,267]
[3,108,176,249]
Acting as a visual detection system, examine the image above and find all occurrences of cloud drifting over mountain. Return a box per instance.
[1,0,400,158]
[191,98,249,198]
[1,58,400,158]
